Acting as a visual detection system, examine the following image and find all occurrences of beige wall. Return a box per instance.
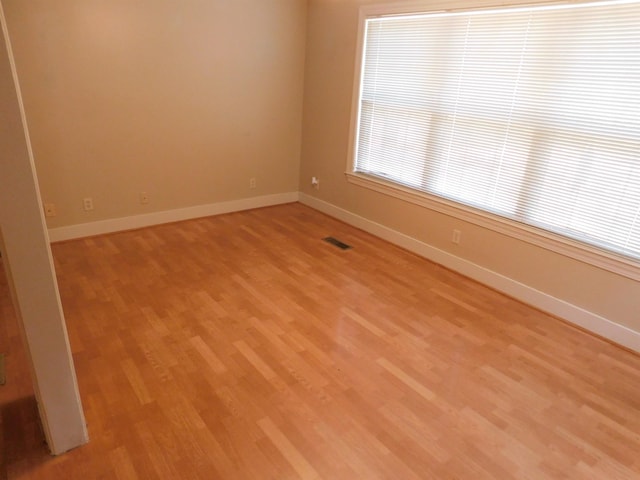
[299,0,640,334]
[4,0,307,228]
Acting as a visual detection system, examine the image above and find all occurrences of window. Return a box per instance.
[349,0,640,278]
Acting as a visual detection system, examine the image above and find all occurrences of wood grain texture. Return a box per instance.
[1,202,639,479]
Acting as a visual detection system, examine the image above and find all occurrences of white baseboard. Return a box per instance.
[299,193,640,353]
[48,192,299,242]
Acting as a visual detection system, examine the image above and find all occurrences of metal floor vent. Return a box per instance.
[323,237,352,250]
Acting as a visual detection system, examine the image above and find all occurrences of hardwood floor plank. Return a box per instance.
[377,357,437,402]
[109,446,139,480]
[190,336,228,375]
[257,416,320,480]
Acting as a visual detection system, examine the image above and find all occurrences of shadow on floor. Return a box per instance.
[0,395,51,480]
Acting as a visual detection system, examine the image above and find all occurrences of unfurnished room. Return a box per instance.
[1,0,639,479]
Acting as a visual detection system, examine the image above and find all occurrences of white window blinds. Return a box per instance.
[354,0,640,261]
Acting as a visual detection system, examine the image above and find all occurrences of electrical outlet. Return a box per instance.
[311,176,320,190]
[43,203,56,217]
[249,177,257,189]
[83,197,94,211]
[140,191,149,204]
[452,229,461,245]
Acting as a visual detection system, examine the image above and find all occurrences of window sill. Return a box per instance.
[345,171,640,281]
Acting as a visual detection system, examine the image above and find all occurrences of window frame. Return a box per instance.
[345,0,640,281]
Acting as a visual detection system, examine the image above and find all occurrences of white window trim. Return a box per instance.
[346,0,640,282]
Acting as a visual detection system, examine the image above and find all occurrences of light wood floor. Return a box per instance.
[2,203,640,479]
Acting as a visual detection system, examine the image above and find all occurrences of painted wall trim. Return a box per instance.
[1,0,88,454]
[299,193,640,354]
[345,173,640,281]
[49,192,299,242]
